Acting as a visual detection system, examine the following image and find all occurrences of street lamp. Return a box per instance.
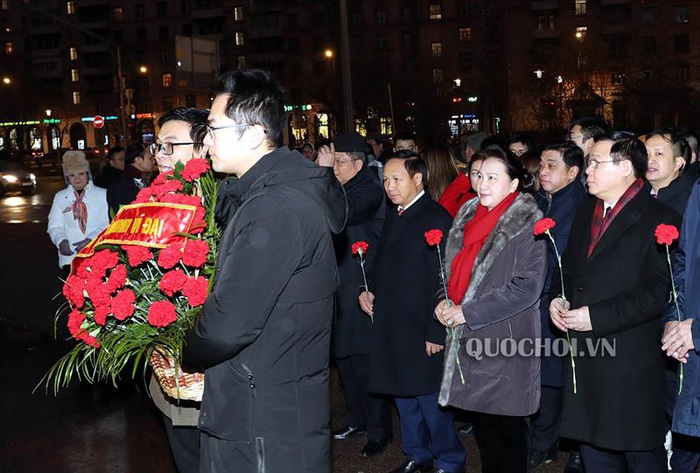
[324,49,334,59]
[1,77,10,85]
[45,109,52,117]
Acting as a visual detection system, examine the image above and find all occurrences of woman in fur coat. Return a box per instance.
[435,146,547,473]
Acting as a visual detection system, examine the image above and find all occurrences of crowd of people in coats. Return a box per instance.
[46,68,700,473]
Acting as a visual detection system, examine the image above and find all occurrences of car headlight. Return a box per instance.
[29,173,36,181]
[2,175,18,183]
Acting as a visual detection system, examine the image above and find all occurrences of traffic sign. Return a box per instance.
[94,115,105,129]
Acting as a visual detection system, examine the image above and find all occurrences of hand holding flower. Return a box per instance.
[549,297,570,332]
[436,302,465,328]
[359,291,375,317]
[560,305,592,332]
[662,319,695,362]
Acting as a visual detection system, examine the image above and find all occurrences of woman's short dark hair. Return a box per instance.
[479,145,531,193]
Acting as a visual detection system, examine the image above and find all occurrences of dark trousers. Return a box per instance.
[471,411,529,473]
[529,385,561,451]
[163,414,200,473]
[579,443,666,473]
[335,354,392,439]
[394,392,466,473]
[670,434,700,473]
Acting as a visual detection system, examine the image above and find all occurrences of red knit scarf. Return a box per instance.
[587,177,643,258]
[448,191,519,304]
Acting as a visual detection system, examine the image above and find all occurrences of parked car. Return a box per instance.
[0,161,37,196]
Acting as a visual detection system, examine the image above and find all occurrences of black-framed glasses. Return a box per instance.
[149,142,201,156]
[206,123,268,139]
[585,157,618,169]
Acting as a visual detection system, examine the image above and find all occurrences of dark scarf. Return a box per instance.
[587,177,644,258]
[448,191,519,304]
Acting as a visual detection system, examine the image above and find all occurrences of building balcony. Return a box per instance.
[532,29,560,40]
[530,1,559,11]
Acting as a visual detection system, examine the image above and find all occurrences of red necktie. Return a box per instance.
[398,208,404,216]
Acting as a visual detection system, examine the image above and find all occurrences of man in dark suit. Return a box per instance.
[359,152,465,473]
[550,133,682,472]
[106,143,154,213]
[530,142,587,472]
[317,132,393,457]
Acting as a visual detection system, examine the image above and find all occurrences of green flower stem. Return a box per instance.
[437,243,466,385]
[358,251,372,324]
[666,246,684,395]
[547,231,577,395]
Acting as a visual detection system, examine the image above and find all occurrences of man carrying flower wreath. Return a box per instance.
[181,69,347,473]
[147,106,210,473]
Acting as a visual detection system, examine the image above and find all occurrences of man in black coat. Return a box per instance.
[530,142,588,471]
[106,143,154,213]
[360,152,466,473]
[550,133,682,472]
[182,69,347,473]
[318,132,393,457]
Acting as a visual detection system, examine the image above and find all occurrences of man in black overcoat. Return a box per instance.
[550,133,682,472]
[182,69,347,473]
[360,152,466,473]
[317,132,393,457]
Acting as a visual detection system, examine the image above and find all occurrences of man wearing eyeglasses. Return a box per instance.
[151,107,209,174]
[182,69,346,473]
[550,133,681,471]
[146,106,209,473]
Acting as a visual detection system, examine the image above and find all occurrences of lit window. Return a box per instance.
[575,0,586,16]
[66,1,75,14]
[4,41,12,55]
[576,26,587,39]
[113,7,123,20]
[432,68,444,83]
[431,42,442,57]
[458,27,472,43]
[72,91,80,105]
[71,68,79,82]
[234,6,243,21]
[70,47,77,60]
[429,4,442,20]
[235,32,244,46]
[237,56,246,69]
[162,73,172,88]
[537,13,555,30]
[1,0,7,11]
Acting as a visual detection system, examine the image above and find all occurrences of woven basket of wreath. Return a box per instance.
[150,349,204,402]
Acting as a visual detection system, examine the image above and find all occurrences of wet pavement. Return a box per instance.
[0,169,571,473]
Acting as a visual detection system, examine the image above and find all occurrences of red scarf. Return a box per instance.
[448,191,519,304]
[71,188,88,234]
[587,177,643,258]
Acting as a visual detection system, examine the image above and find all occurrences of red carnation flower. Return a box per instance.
[182,239,210,268]
[147,300,178,328]
[87,283,112,308]
[351,241,369,255]
[182,158,210,182]
[123,245,152,267]
[67,309,87,340]
[151,171,173,187]
[80,332,101,348]
[424,229,444,246]
[93,303,111,326]
[655,224,680,246]
[63,275,85,309]
[157,242,183,269]
[534,218,557,236]
[159,269,188,297]
[182,275,208,307]
[111,289,136,321]
[106,264,127,293]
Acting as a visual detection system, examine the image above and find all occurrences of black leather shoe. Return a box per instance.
[360,435,392,457]
[528,444,558,471]
[563,452,583,473]
[332,425,366,440]
[388,457,433,473]
[456,422,473,437]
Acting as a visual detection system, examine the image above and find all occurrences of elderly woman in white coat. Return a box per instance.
[47,150,109,274]
[434,146,547,473]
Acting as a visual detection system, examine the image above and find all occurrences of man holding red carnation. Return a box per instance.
[549,133,681,471]
[182,69,346,473]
